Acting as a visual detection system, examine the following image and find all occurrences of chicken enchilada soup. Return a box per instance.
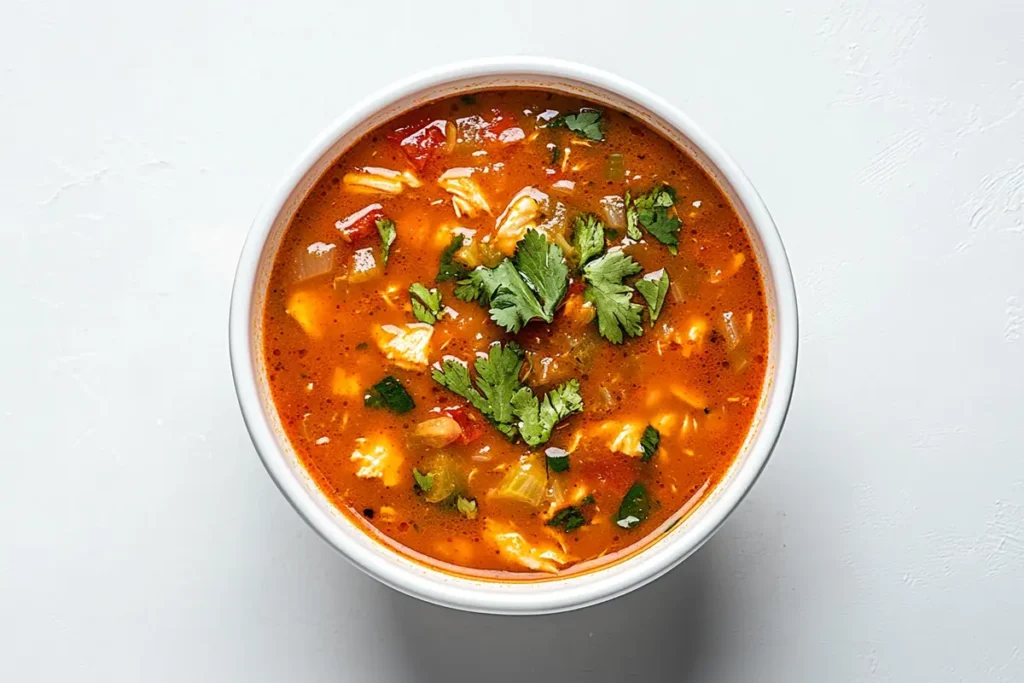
[263,89,768,578]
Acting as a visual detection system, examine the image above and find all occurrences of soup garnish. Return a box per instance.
[262,89,768,578]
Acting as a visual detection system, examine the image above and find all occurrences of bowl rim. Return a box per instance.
[229,56,798,615]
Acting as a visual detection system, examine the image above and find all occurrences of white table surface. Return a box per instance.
[3,1,1023,680]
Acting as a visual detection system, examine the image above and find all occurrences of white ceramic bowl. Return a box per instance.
[229,57,798,615]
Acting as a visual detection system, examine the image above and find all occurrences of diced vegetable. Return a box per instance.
[485,520,572,573]
[413,468,434,492]
[636,269,670,325]
[372,323,434,371]
[346,245,383,284]
[294,242,336,283]
[561,293,597,328]
[545,446,570,472]
[719,311,751,372]
[417,452,464,503]
[456,496,478,520]
[344,167,422,195]
[409,283,444,324]
[550,179,576,195]
[438,167,491,217]
[604,153,625,181]
[285,289,331,339]
[640,425,660,462]
[615,483,650,529]
[411,415,463,448]
[350,435,404,487]
[494,454,547,506]
[720,311,742,351]
[335,203,385,242]
[599,195,626,230]
[364,376,416,414]
[443,405,485,444]
[455,235,503,269]
[390,119,450,170]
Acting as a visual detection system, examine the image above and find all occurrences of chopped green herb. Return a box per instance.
[549,144,561,166]
[413,468,434,492]
[354,341,369,351]
[454,229,569,333]
[548,495,596,532]
[376,218,397,266]
[572,214,606,268]
[640,425,660,462]
[364,375,415,414]
[456,495,478,520]
[626,185,681,252]
[436,234,468,282]
[548,108,604,141]
[460,94,477,105]
[624,190,642,241]
[582,249,644,344]
[545,447,570,472]
[616,483,650,529]
[431,342,582,445]
[409,283,444,324]
[635,269,670,324]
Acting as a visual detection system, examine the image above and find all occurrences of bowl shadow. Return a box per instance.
[380,539,726,683]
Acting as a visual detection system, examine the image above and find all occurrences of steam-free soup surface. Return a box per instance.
[263,89,767,578]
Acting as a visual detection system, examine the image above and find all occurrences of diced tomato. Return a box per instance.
[336,204,384,242]
[578,450,638,499]
[482,108,515,138]
[444,405,485,445]
[389,119,449,170]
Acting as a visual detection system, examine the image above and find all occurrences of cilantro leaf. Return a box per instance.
[409,283,444,324]
[615,483,650,529]
[582,250,644,344]
[364,376,415,413]
[635,269,670,325]
[624,190,642,240]
[432,342,582,445]
[548,108,604,141]
[455,229,569,333]
[545,447,570,472]
[413,468,434,492]
[572,214,606,268]
[456,495,478,520]
[626,185,681,252]
[376,218,397,266]
[548,495,595,532]
[513,229,570,320]
[436,234,468,282]
[640,425,660,462]
[511,379,585,447]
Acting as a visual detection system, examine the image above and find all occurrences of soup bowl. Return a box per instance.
[229,57,798,615]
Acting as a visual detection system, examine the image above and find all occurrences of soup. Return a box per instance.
[262,89,768,579]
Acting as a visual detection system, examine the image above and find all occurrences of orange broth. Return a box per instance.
[262,89,768,579]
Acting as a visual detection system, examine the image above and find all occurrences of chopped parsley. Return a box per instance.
[409,283,444,324]
[625,185,682,252]
[413,468,434,492]
[572,214,606,268]
[376,218,397,266]
[456,495,478,520]
[616,483,650,529]
[454,229,569,333]
[548,495,596,532]
[431,342,582,445]
[547,108,604,142]
[545,447,570,473]
[436,234,468,282]
[582,249,644,344]
[640,425,660,462]
[364,375,415,414]
[635,269,670,325]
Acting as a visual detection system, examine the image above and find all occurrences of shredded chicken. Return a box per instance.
[372,323,433,371]
[485,520,573,573]
[594,420,646,457]
[344,166,422,195]
[494,187,547,256]
[350,435,403,486]
[438,167,490,217]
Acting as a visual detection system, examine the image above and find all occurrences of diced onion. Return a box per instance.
[494,455,547,506]
[599,195,626,229]
[293,242,336,283]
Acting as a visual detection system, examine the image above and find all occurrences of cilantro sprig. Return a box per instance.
[436,234,468,282]
[454,229,569,333]
[625,185,682,252]
[376,218,397,265]
[547,108,604,142]
[640,425,660,462]
[547,495,596,533]
[572,214,606,268]
[615,483,650,529]
[431,342,583,446]
[409,283,444,324]
[582,249,645,344]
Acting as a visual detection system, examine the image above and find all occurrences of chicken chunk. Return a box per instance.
[350,435,403,487]
[438,167,490,217]
[494,187,544,256]
[372,323,433,371]
[285,289,332,339]
[594,420,646,457]
[344,166,422,195]
[485,520,573,574]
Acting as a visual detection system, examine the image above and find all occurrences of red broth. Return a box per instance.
[262,89,768,579]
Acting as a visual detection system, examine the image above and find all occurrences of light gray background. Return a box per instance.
[3,1,1022,680]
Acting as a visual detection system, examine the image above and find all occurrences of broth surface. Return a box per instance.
[262,89,768,578]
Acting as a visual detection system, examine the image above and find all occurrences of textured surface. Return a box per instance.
[2,1,1022,681]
